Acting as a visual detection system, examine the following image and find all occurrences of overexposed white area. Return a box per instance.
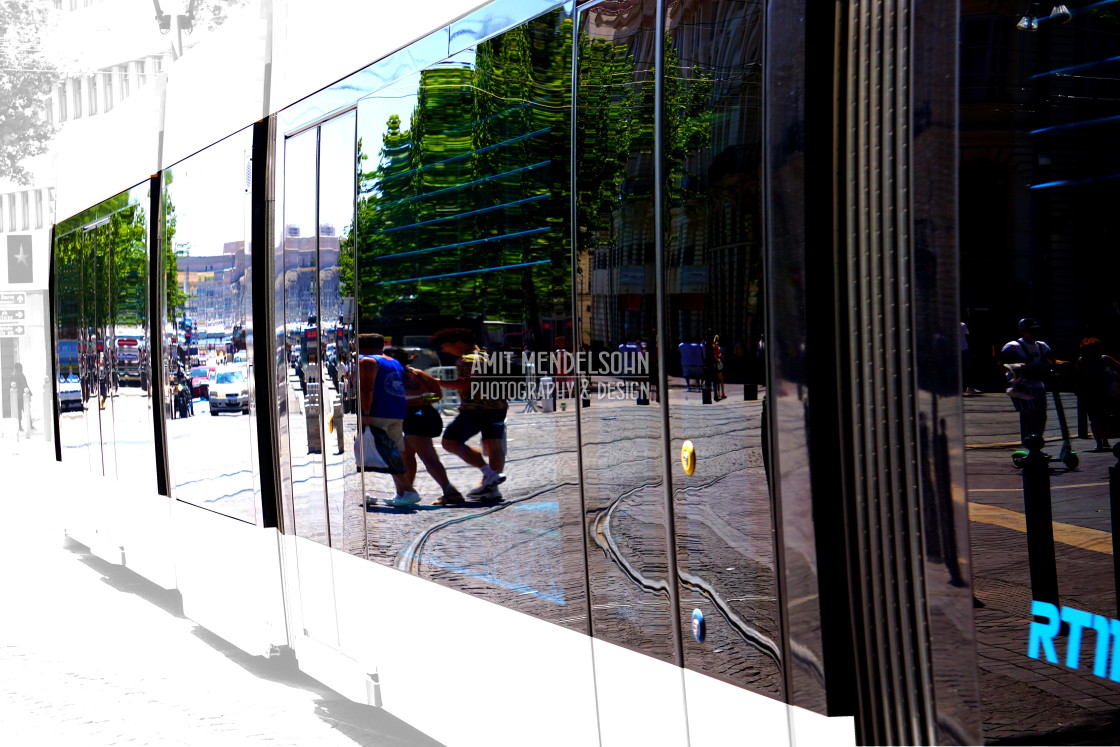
[593,637,691,746]
[0,446,395,746]
[173,499,288,657]
[45,0,180,75]
[288,544,602,746]
[683,667,790,746]
[161,0,268,169]
[165,126,253,256]
[51,85,161,221]
[270,0,487,116]
[790,704,856,746]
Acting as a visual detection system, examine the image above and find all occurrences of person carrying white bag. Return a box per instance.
[356,333,418,507]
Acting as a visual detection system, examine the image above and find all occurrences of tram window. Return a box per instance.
[346,7,587,632]
[54,228,90,471]
[161,127,259,525]
[960,6,1120,743]
[282,129,331,545]
[662,0,779,695]
[575,0,676,662]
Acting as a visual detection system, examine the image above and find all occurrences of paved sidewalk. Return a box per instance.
[0,438,443,746]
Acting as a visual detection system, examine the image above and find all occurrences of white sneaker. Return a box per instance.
[384,491,421,507]
[481,471,506,489]
[467,472,505,499]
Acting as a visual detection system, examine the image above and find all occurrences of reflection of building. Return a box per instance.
[0,0,230,428]
[177,242,252,326]
[283,226,341,325]
[960,2,1120,384]
[579,0,764,379]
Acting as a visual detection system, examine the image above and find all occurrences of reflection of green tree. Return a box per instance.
[339,11,717,349]
[161,178,189,323]
[343,11,574,346]
[54,196,150,342]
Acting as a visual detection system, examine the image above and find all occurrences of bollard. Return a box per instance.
[1021,434,1060,609]
[333,400,345,455]
[1111,444,1120,620]
[9,382,18,441]
[22,387,31,434]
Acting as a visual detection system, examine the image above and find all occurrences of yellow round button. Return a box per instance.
[681,440,696,475]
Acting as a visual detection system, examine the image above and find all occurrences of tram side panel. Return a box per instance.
[157,126,289,656]
[53,183,175,588]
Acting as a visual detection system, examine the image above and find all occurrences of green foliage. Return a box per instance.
[0,0,58,184]
[162,189,189,322]
[345,10,574,344]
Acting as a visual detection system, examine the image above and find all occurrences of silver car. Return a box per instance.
[208,367,249,415]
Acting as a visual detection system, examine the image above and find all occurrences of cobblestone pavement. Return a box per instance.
[0,437,442,747]
[964,392,1120,744]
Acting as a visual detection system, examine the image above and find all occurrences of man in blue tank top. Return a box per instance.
[358,333,419,507]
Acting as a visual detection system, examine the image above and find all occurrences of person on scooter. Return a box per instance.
[1001,318,1057,447]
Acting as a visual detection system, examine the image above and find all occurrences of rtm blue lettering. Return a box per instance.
[1028,601,1120,681]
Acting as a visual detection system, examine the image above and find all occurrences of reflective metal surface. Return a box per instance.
[448,0,568,51]
[664,0,780,695]
[341,5,588,631]
[161,127,259,524]
[277,30,450,137]
[54,185,155,491]
[960,3,1120,742]
[575,0,675,661]
[283,129,330,542]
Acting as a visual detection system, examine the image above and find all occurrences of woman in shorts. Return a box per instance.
[384,348,463,504]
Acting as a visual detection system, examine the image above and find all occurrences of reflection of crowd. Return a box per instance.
[1076,337,1120,452]
[356,328,509,508]
[677,330,726,400]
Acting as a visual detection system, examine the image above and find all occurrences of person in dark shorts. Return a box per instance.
[384,347,462,504]
[431,328,508,502]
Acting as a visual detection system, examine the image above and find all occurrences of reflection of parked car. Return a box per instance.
[58,373,83,412]
[209,366,249,415]
[189,366,210,399]
[405,347,440,371]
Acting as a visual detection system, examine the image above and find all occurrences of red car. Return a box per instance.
[189,366,210,399]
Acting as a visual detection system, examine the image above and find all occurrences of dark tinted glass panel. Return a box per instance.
[960,5,1120,742]
[665,0,779,694]
[347,7,586,630]
[162,128,259,523]
[283,129,330,543]
[576,0,673,660]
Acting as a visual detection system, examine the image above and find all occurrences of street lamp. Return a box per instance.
[150,0,199,58]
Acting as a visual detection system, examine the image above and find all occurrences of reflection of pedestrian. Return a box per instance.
[961,321,979,395]
[432,328,507,503]
[358,333,419,507]
[11,362,28,430]
[1076,337,1120,451]
[706,333,726,400]
[385,347,462,504]
[338,355,352,413]
[1001,318,1056,445]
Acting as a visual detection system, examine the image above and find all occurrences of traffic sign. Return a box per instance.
[0,309,24,322]
[0,292,26,306]
[0,324,25,337]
